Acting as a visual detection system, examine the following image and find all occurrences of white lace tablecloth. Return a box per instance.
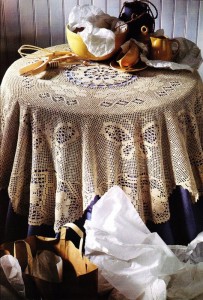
[1,45,203,232]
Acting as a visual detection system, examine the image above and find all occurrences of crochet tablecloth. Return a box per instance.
[1,45,203,232]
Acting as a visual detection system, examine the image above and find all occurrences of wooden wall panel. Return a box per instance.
[197,1,203,51]
[0,0,7,80]
[63,0,78,28]
[33,0,50,47]
[107,0,120,17]
[19,0,35,45]
[161,0,175,38]
[197,1,203,77]
[49,0,65,45]
[79,0,92,6]
[185,0,199,43]
[2,0,21,64]
[173,0,187,38]
[0,0,203,81]
[92,0,106,12]
[150,0,161,30]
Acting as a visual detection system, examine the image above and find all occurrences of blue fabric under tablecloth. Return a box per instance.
[147,187,203,245]
[0,187,203,245]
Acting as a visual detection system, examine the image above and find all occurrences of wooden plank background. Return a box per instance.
[1,0,203,81]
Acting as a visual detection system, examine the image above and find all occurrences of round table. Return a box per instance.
[1,44,203,233]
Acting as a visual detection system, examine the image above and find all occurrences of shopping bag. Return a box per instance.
[1,223,98,300]
[0,239,60,299]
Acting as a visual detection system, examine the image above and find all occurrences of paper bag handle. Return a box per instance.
[14,240,33,274]
[61,223,84,253]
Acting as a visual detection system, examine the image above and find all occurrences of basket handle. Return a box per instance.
[141,0,158,19]
[119,0,158,20]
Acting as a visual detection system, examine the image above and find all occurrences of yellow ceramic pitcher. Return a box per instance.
[150,36,180,61]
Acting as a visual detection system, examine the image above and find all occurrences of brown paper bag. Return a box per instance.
[1,224,98,300]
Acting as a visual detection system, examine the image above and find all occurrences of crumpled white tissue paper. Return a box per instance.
[0,254,26,298]
[68,5,124,57]
[84,185,203,300]
[32,250,63,283]
[84,186,183,299]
